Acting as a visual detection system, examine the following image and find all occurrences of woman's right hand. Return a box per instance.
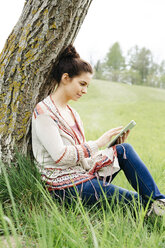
[96,126,123,148]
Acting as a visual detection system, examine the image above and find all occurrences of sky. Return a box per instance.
[0,0,165,65]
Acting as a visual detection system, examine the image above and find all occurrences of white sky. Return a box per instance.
[0,0,165,64]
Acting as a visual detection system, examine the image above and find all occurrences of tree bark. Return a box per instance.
[0,0,93,163]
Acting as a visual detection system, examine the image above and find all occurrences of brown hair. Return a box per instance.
[52,44,93,84]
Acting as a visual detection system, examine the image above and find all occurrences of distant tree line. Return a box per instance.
[94,42,165,89]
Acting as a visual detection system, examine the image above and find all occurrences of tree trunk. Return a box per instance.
[0,0,93,164]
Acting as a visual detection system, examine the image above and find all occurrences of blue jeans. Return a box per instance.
[51,143,165,206]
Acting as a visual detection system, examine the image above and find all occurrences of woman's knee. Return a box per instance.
[121,143,134,151]
[116,143,134,157]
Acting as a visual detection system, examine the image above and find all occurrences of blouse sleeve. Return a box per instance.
[34,114,98,166]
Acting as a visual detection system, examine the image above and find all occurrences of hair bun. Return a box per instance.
[59,44,80,59]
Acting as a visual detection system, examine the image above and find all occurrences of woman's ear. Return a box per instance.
[61,73,70,85]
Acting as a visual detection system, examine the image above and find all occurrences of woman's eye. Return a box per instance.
[80,82,89,87]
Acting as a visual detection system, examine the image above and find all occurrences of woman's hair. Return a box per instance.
[52,44,93,84]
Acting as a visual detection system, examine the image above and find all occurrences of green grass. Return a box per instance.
[0,79,165,247]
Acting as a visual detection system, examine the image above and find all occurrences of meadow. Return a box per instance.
[0,79,165,247]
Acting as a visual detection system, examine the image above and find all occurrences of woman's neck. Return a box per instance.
[51,87,69,110]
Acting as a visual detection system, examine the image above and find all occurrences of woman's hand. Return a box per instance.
[116,130,130,145]
[96,126,123,148]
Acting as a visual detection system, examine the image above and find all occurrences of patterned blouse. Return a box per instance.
[32,95,120,191]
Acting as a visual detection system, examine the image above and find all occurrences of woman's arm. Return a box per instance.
[34,114,98,166]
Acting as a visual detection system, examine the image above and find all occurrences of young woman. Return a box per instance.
[32,44,165,215]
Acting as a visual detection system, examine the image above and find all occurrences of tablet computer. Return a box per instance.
[108,120,136,147]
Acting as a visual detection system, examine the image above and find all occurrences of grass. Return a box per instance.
[0,79,165,247]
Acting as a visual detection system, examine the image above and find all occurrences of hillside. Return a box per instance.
[71,79,165,191]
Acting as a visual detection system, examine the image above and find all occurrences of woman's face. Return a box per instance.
[62,72,93,101]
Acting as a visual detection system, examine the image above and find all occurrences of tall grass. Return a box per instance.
[0,155,164,247]
[0,80,165,247]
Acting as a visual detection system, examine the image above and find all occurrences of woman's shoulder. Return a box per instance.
[33,98,46,116]
[33,95,56,119]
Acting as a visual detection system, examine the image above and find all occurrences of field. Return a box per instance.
[0,79,165,247]
[72,79,165,192]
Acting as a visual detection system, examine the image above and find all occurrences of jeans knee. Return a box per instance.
[122,143,133,151]
[116,143,134,157]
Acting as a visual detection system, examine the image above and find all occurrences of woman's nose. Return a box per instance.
[82,86,87,94]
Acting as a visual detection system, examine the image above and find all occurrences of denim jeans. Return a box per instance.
[51,143,165,206]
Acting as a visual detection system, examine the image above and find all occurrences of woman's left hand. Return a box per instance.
[116,130,130,144]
